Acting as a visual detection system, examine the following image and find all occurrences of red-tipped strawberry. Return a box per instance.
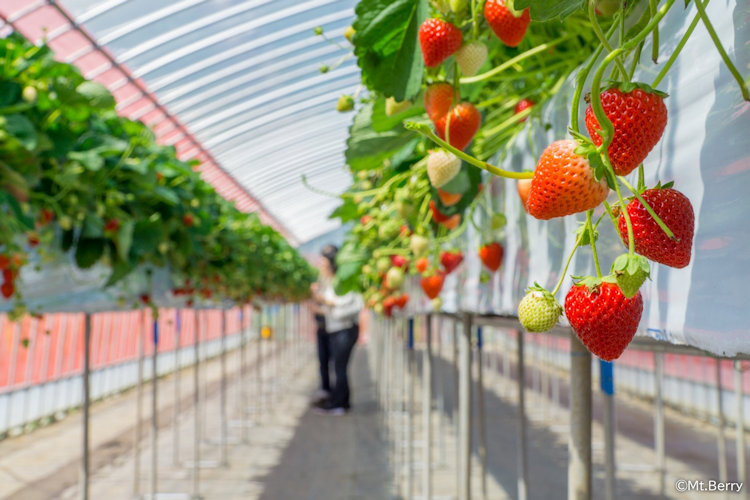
[526,140,609,220]
[441,214,461,230]
[517,178,531,211]
[564,277,643,361]
[105,219,120,232]
[183,213,195,227]
[27,232,40,247]
[419,18,463,67]
[427,150,461,188]
[435,102,481,151]
[430,200,450,223]
[514,98,534,121]
[479,242,503,272]
[455,41,487,77]
[390,255,409,269]
[618,187,694,268]
[360,215,373,225]
[415,257,430,274]
[437,188,462,206]
[440,250,463,274]
[1,281,14,299]
[584,82,668,176]
[39,208,55,226]
[420,272,445,299]
[395,293,410,308]
[484,0,531,47]
[424,83,457,122]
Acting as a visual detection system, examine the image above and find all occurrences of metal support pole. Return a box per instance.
[436,317,446,467]
[477,327,488,500]
[736,361,747,500]
[716,359,728,483]
[257,308,263,420]
[134,311,145,496]
[600,360,615,500]
[192,310,201,500]
[453,319,460,491]
[516,330,528,500]
[173,310,182,466]
[655,353,666,496]
[80,314,91,500]
[423,314,433,500]
[458,314,472,500]
[407,318,415,500]
[150,317,159,498]
[568,332,591,500]
[220,311,228,466]
[239,308,250,442]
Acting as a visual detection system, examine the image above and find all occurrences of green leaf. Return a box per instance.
[371,97,425,132]
[75,238,105,269]
[116,219,135,261]
[131,219,162,254]
[2,192,34,229]
[4,114,37,150]
[329,197,360,222]
[345,102,414,171]
[353,0,428,101]
[153,186,180,205]
[513,0,585,20]
[105,258,134,287]
[76,81,116,109]
[69,150,105,171]
[61,229,75,252]
[81,215,104,238]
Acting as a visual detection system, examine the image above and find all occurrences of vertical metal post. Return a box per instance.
[453,319,460,491]
[240,308,249,443]
[151,316,159,498]
[192,310,201,499]
[423,314,433,500]
[257,307,263,420]
[173,310,182,466]
[735,361,747,500]
[220,310,228,466]
[568,333,591,500]
[600,360,615,500]
[716,359,728,483]
[134,311,145,496]
[458,314,472,500]
[436,317,446,466]
[407,318,415,500]
[655,353,665,496]
[477,327,488,500]
[80,314,91,500]
[516,330,528,500]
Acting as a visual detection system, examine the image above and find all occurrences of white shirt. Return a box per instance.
[322,284,362,333]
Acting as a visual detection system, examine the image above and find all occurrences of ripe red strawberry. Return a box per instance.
[419,18,463,67]
[0,255,9,270]
[3,269,15,283]
[565,279,643,361]
[421,273,445,299]
[517,178,531,211]
[430,200,451,223]
[526,140,609,220]
[415,257,430,274]
[1,281,14,299]
[183,213,195,227]
[584,83,668,176]
[438,189,462,206]
[105,219,120,232]
[618,187,694,268]
[360,215,373,225]
[395,294,409,308]
[390,255,409,269]
[435,102,481,151]
[479,242,503,272]
[140,293,151,305]
[39,208,54,225]
[441,214,461,229]
[514,98,534,121]
[424,83,457,122]
[484,0,531,47]
[441,250,463,274]
[27,232,40,247]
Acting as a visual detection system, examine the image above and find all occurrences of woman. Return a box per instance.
[311,245,362,415]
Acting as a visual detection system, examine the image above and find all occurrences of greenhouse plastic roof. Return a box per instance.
[0,0,360,245]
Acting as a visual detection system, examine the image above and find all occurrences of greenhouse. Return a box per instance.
[0,0,748,499]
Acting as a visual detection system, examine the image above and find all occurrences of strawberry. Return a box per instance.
[390,255,409,269]
[437,188,462,206]
[419,18,463,67]
[399,224,412,237]
[415,257,430,274]
[430,200,451,223]
[383,296,397,316]
[11,253,24,269]
[140,293,151,305]
[0,255,9,270]
[39,208,55,225]
[432,297,443,311]
[479,242,503,272]
[427,150,461,188]
[105,219,120,232]
[344,25,356,43]
[435,102,481,151]
[455,42,487,77]
[385,97,411,117]
[420,273,445,299]
[27,232,40,247]
[526,140,609,220]
[514,98,534,121]
[595,0,621,17]
[516,178,531,211]
[376,257,391,274]
[517,284,562,332]
[337,94,355,112]
[564,277,643,361]
[490,213,507,230]
[484,0,531,48]
[441,214,461,229]
[410,235,430,257]
[1,281,14,299]
[584,83,668,176]
[360,215,373,225]
[441,250,463,274]
[386,267,405,289]
[395,294,409,308]
[183,213,195,227]
[618,187,694,268]
[424,83,457,122]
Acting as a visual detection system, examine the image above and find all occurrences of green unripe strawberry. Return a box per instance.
[491,213,507,230]
[337,95,354,112]
[611,254,650,298]
[378,221,400,239]
[344,26,356,43]
[449,0,469,14]
[376,257,391,274]
[386,267,405,289]
[410,235,429,257]
[518,284,562,332]
[397,200,414,218]
[22,86,37,103]
[432,297,443,311]
[385,97,411,117]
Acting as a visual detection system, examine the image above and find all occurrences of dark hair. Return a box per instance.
[321,244,338,273]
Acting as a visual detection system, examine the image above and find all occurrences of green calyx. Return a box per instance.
[602,81,669,98]
[611,253,650,298]
[571,133,616,188]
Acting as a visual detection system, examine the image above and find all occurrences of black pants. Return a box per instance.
[316,325,331,392]
[329,324,359,409]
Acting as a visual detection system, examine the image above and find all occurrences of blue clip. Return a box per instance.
[407,318,414,350]
[477,326,483,350]
[599,359,614,395]
[153,319,159,346]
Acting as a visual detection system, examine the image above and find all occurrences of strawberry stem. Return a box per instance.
[587,210,603,278]
[613,175,636,254]
[652,7,702,88]
[618,176,676,240]
[649,0,659,63]
[587,1,629,79]
[552,226,586,296]
[404,122,534,179]
[692,0,748,101]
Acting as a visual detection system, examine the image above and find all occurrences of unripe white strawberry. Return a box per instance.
[517,285,562,332]
[455,42,487,77]
[432,297,443,311]
[410,235,429,256]
[386,97,411,116]
[386,267,405,289]
[427,150,461,188]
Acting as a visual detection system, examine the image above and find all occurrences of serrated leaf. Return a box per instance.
[76,81,115,109]
[75,238,105,269]
[329,197,360,222]
[4,114,37,150]
[513,0,585,20]
[69,149,104,171]
[346,102,414,171]
[371,97,425,132]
